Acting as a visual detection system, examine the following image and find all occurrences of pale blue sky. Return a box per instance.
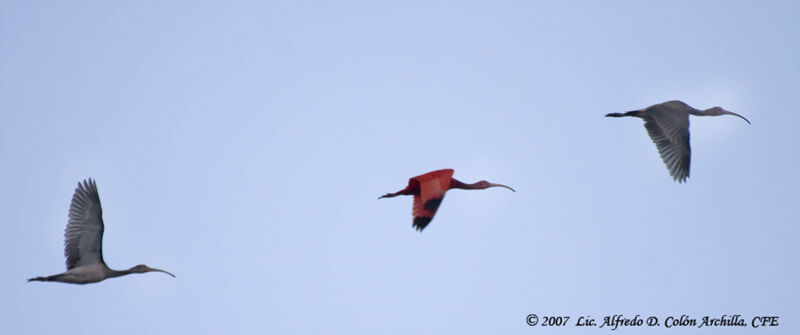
[1,1,798,334]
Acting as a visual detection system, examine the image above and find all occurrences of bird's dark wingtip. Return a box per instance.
[413,217,432,232]
[673,176,689,184]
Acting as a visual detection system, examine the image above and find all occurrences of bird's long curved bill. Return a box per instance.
[725,111,751,124]
[150,268,176,278]
[489,183,516,192]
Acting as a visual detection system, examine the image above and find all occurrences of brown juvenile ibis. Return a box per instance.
[606,100,750,183]
[28,179,174,284]
[379,169,514,231]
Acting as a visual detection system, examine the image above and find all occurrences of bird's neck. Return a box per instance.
[449,179,484,190]
[104,266,135,278]
[689,106,713,116]
[688,109,705,116]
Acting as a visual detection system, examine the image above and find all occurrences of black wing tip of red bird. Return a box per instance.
[423,198,443,212]
[413,217,432,232]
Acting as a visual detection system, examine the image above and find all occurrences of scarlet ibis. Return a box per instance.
[606,100,750,183]
[379,169,515,231]
[28,179,174,284]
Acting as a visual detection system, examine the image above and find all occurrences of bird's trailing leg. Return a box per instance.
[27,273,64,282]
[378,186,412,199]
[378,191,405,199]
[605,110,642,118]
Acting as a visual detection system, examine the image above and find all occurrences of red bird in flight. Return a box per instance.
[379,169,515,231]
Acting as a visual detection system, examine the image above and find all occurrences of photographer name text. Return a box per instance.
[525,314,779,330]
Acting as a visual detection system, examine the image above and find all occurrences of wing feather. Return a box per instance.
[643,107,691,182]
[410,170,452,231]
[64,179,105,269]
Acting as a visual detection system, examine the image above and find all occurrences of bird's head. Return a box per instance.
[707,107,751,124]
[129,264,176,277]
[475,180,516,192]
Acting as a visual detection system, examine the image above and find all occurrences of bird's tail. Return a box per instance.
[605,110,641,118]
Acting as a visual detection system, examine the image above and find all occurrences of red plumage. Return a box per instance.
[379,169,514,232]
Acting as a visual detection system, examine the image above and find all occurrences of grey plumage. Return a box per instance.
[606,100,750,183]
[28,179,174,284]
[64,179,104,270]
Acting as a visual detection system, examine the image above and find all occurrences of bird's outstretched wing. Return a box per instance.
[64,179,105,270]
[411,170,453,231]
[643,106,691,182]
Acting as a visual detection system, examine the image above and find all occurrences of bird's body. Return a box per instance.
[606,100,750,183]
[379,169,514,231]
[28,179,174,284]
[31,264,106,284]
